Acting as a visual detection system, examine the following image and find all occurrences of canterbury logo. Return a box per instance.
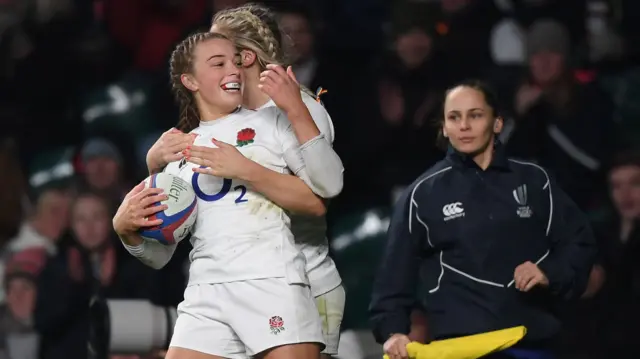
[442,202,464,221]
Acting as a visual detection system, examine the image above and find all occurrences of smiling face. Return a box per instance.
[443,86,502,155]
[180,37,244,117]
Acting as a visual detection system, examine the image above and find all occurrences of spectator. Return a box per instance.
[8,188,70,259]
[277,2,320,89]
[590,151,640,358]
[274,1,355,185]
[0,251,43,359]
[506,19,614,209]
[3,147,75,304]
[342,2,445,210]
[35,191,152,359]
[80,138,128,206]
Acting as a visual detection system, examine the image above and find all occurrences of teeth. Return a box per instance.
[222,82,240,90]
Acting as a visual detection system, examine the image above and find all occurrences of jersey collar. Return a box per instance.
[446,139,510,171]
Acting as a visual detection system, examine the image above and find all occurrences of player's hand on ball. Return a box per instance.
[146,128,196,174]
[383,334,411,359]
[514,261,549,291]
[258,64,304,114]
[113,182,168,236]
[187,138,253,180]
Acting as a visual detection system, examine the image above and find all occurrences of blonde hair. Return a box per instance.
[169,32,231,133]
[212,4,317,98]
[212,3,286,68]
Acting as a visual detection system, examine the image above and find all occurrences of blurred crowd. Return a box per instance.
[0,0,640,358]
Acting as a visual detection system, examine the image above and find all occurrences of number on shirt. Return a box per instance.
[191,167,249,203]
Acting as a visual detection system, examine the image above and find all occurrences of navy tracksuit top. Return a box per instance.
[369,142,597,345]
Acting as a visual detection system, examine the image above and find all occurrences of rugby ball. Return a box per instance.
[138,173,197,245]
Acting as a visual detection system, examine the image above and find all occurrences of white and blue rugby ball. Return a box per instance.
[138,173,197,245]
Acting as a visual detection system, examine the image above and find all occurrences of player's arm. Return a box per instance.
[239,161,326,216]
[259,65,343,198]
[294,96,344,198]
[119,233,177,270]
[536,177,597,300]
[113,183,178,269]
[261,65,322,144]
[189,140,326,217]
[370,187,424,343]
[276,109,342,199]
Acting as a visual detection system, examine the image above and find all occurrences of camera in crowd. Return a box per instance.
[89,297,177,359]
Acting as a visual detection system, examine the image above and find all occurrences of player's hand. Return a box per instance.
[383,334,411,359]
[258,64,305,114]
[113,182,168,236]
[146,128,197,174]
[186,138,254,180]
[514,261,549,291]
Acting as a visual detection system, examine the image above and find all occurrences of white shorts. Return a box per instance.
[315,284,346,355]
[170,278,325,358]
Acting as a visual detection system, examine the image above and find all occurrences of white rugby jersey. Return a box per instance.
[259,92,342,296]
[164,107,307,285]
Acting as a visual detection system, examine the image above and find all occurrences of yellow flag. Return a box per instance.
[383,326,527,359]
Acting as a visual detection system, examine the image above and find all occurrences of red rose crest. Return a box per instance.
[268,315,285,335]
[236,128,256,147]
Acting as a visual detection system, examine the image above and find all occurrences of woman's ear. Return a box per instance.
[241,50,257,67]
[181,74,198,92]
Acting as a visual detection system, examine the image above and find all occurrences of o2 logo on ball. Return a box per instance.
[191,166,248,203]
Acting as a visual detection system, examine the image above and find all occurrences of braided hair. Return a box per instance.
[212,3,315,97]
[169,32,231,133]
[212,4,285,67]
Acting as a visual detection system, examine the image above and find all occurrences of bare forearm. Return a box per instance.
[286,105,321,145]
[242,161,325,216]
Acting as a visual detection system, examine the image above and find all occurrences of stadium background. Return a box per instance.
[1,0,640,358]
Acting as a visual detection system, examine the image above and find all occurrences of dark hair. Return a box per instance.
[435,79,502,149]
[609,150,640,173]
[169,32,231,133]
